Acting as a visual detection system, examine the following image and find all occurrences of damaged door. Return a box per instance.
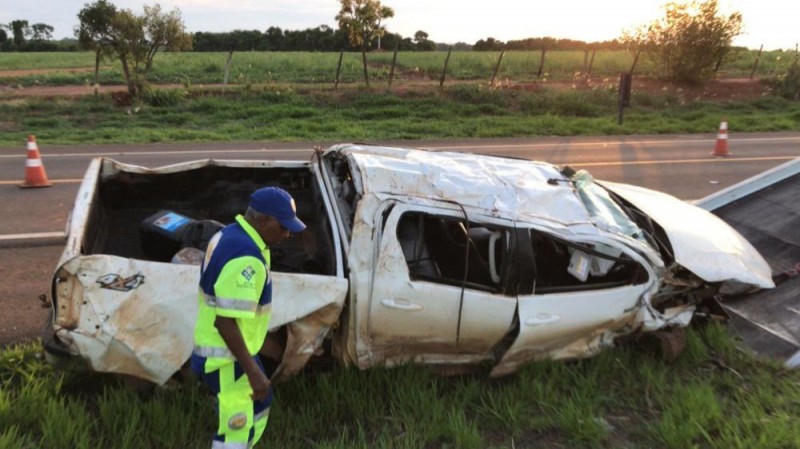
[491,228,653,377]
[367,205,516,365]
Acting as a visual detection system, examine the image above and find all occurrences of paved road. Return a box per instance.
[0,133,798,344]
[1,132,798,235]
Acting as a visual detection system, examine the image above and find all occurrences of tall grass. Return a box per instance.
[1,323,799,448]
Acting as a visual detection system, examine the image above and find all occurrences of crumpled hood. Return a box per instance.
[601,181,774,289]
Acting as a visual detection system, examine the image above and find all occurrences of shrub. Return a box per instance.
[141,87,187,107]
[771,63,800,100]
[621,0,743,84]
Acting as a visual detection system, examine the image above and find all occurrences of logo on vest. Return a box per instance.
[228,412,248,430]
[241,265,255,281]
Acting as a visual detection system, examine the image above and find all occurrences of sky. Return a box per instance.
[0,0,797,51]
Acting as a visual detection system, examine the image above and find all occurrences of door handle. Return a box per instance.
[381,299,422,311]
[525,314,560,326]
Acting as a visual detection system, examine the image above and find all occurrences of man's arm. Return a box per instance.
[215,316,270,401]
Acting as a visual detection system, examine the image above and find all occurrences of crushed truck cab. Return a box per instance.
[44,145,773,384]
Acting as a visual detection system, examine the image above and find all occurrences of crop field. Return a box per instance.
[0,49,796,87]
[2,323,799,448]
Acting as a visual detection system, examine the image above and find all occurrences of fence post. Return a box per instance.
[618,72,632,125]
[361,48,370,88]
[388,45,399,89]
[223,51,234,89]
[750,44,763,80]
[536,48,547,78]
[629,50,640,76]
[490,50,505,87]
[587,50,597,77]
[583,50,589,73]
[335,49,344,90]
[440,46,453,89]
[714,53,725,74]
[93,49,100,97]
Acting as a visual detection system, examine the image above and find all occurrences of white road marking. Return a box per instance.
[0,231,65,241]
[0,178,82,185]
[0,156,795,185]
[0,135,798,159]
[578,156,797,168]
[0,148,314,159]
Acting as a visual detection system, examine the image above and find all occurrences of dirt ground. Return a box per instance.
[0,243,62,346]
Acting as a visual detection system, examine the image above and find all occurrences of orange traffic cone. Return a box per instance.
[20,135,52,188]
[711,119,730,157]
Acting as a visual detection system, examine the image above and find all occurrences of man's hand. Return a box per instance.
[247,368,271,401]
[215,316,271,401]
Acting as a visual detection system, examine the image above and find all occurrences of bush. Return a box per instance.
[622,0,743,84]
[141,87,187,107]
[771,63,800,100]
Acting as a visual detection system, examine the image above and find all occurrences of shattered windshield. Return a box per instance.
[571,170,650,246]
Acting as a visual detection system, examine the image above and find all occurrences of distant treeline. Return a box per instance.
[0,39,79,52]
[0,24,628,53]
[194,25,436,52]
[473,37,626,51]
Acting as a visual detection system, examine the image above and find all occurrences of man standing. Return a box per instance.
[192,187,305,449]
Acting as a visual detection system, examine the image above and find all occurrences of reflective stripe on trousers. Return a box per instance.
[211,441,249,449]
[203,356,272,449]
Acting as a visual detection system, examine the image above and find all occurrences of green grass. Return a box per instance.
[1,323,799,448]
[1,50,797,87]
[1,84,799,146]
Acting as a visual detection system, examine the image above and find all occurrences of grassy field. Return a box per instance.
[0,84,798,146]
[0,50,797,87]
[2,322,799,448]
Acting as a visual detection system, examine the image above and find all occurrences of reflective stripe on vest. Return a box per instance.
[254,407,270,422]
[211,440,249,449]
[193,345,234,360]
[202,292,272,316]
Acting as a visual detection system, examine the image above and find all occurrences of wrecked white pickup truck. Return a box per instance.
[44,144,774,385]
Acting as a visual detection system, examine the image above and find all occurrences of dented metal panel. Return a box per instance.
[602,181,774,289]
[54,255,199,385]
[329,144,592,226]
[53,255,347,384]
[493,284,651,377]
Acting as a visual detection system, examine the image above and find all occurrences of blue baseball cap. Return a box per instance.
[249,187,306,233]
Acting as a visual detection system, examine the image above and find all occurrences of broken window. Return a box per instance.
[322,152,360,241]
[525,229,648,294]
[396,212,510,293]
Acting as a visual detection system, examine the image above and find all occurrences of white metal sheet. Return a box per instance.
[602,181,774,289]
[54,255,347,384]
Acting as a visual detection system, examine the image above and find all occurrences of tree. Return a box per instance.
[473,37,504,51]
[621,0,742,84]
[30,23,54,41]
[336,0,394,50]
[412,30,435,51]
[0,29,7,45]
[10,20,28,45]
[265,26,283,51]
[336,0,395,87]
[76,1,192,97]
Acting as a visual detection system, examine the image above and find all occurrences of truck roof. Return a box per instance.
[329,144,593,227]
